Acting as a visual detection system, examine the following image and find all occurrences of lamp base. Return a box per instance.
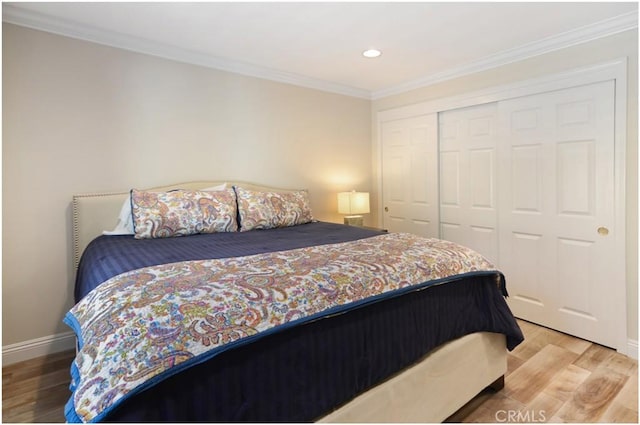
[343,215,364,227]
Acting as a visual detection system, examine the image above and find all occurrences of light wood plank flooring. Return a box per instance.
[446,319,638,423]
[3,320,637,423]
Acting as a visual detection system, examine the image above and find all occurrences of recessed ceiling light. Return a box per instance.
[362,49,382,58]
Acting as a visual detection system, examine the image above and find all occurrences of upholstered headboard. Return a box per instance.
[71,181,300,270]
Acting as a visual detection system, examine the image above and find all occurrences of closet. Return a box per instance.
[380,71,626,352]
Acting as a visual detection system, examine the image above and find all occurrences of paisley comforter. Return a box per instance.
[64,232,500,423]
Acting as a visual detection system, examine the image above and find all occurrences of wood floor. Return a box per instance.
[447,319,638,423]
[2,319,637,423]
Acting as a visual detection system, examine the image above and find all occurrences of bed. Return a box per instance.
[67,181,523,423]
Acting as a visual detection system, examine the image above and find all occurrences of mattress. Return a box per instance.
[67,222,523,422]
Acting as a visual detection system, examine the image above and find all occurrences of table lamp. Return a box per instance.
[338,191,370,226]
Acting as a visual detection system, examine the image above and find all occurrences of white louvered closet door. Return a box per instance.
[498,80,621,349]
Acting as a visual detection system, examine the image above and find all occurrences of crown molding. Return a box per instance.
[3,5,637,101]
[372,11,638,100]
[2,4,371,99]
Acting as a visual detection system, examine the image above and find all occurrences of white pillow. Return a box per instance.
[201,183,227,191]
[102,197,135,235]
[102,182,227,235]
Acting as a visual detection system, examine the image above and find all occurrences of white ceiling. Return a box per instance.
[3,2,638,99]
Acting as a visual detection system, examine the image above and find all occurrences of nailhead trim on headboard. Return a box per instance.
[72,191,128,271]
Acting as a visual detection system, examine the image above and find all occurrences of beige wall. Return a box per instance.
[2,24,371,345]
[371,29,639,343]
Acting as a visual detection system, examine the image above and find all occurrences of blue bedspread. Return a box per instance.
[67,233,508,422]
[75,221,382,301]
[69,222,524,422]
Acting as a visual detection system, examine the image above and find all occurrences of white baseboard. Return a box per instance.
[627,338,638,360]
[2,331,76,366]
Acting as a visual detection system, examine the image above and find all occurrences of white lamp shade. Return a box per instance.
[337,191,370,215]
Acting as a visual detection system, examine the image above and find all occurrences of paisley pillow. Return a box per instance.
[103,183,227,236]
[235,186,313,232]
[131,188,238,239]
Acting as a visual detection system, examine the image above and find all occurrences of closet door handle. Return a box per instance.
[597,226,609,236]
[384,206,389,212]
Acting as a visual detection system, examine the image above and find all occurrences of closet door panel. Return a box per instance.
[439,103,498,264]
[498,81,619,348]
[381,114,438,237]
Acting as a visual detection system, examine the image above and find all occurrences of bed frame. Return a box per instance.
[72,180,507,423]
